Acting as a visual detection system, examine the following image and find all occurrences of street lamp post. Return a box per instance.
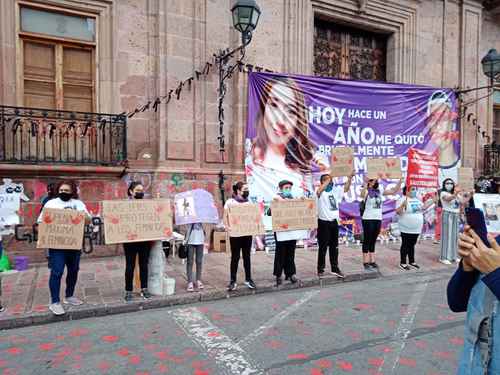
[215,0,261,204]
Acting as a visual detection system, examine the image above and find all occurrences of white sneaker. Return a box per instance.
[49,303,66,316]
[439,259,452,265]
[63,297,84,306]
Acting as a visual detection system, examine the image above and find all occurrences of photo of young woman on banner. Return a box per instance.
[245,72,461,227]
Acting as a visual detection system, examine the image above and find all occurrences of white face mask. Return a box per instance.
[445,183,454,191]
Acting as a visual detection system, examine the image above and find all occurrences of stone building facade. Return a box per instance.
[0,0,498,260]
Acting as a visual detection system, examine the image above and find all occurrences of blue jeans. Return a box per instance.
[48,250,81,304]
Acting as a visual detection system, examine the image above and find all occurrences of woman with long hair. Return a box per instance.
[439,178,460,264]
[123,181,152,302]
[224,181,256,291]
[38,180,91,316]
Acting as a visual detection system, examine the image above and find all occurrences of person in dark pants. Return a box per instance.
[360,177,402,270]
[396,186,424,270]
[38,180,91,316]
[316,172,354,278]
[273,180,305,286]
[224,181,256,291]
[123,182,152,301]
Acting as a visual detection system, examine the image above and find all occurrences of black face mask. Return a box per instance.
[134,192,144,199]
[372,182,379,190]
[242,191,249,199]
[59,192,72,202]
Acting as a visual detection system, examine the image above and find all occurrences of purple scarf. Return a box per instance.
[232,194,248,203]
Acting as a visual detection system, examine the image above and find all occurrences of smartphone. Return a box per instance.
[465,207,491,247]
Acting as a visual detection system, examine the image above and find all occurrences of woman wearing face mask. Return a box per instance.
[439,178,460,264]
[122,182,152,301]
[38,180,91,316]
[396,186,424,270]
[224,181,256,291]
[360,177,402,270]
[272,180,307,286]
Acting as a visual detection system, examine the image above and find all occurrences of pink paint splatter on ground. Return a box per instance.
[116,348,130,357]
[310,369,323,375]
[368,358,384,367]
[207,331,220,338]
[184,349,197,357]
[433,351,454,360]
[315,359,333,369]
[0,359,8,367]
[345,330,361,341]
[354,303,373,311]
[156,364,169,373]
[79,341,93,353]
[5,348,23,356]
[370,327,384,334]
[39,342,56,351]
[154,352,169,360]
[337,360,353,371]
[98,361,113,373]
[69,328,90,337]
[414,339,428,349]
[128,355,141,365]
[421,320,438,327]
[194,370,210,375]
[102,335,119,343]
[399,357,417,367]
[55,336,65,341]
[288,353,309,360]
[449,337,464,346]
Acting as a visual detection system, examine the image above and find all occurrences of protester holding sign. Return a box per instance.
[122,182,152,302]
[273,180,303,286]
[439,178,461,264]
[224,182,257,291]
[316,172,354,278]
[396,186,424,270]
[38,180,91,316]
[360,177,402,270]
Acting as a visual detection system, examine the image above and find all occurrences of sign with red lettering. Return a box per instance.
[406,148,439,188]
[37,208,85,250]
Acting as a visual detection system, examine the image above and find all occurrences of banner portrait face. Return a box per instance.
[245,73,460,227]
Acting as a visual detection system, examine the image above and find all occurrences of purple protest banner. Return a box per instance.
[245,72,460,231]
[174,189,219,225]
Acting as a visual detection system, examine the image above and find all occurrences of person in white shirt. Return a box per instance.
[224,181,256,291]
[439,178,461,264]
[316,172,354,278]
[38,180,91,316]
[185,222,205,292]
[396,186,425,270]
[273,180,307,286]
[360,177,402,270]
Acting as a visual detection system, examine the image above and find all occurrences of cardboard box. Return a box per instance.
[212,231,227,252]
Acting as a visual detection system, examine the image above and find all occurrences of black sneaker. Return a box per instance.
[244,280,256,289]
[331,268,345,278]
[141,289,152,299]
[363,263,371,270]
[399,264,410,271]
[289,275,298,284]
[227,282,237,291]
[124,291,133,302]
[369,262,379,269]
[276,277,282,286]
[409,263,420,269]
[0,305,4,313]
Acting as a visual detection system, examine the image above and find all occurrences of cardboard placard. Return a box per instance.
[367,158,402,179]
[37,208,85,250]
[406,148,439,188]
[271,199,317,232]
[330,147,354,178]
[102,199,173,245]
[227,203,265,237]
[458,167,474,192]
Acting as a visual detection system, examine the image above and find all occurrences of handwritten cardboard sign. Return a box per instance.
[102,199,173,245]
[37,208,85,250]
[271,199,317,232]
[330,147,354,177]
[367,158,402,179]
[458,167,474,192]
[227,203,265,237]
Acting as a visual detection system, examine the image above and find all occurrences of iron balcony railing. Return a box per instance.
[0,105,127,166]
[484,143,500,176]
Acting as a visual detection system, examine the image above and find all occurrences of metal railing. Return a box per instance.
[0,105,127,165]
[484,143,500,176]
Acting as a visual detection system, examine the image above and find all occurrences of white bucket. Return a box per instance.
[163,277,175,296]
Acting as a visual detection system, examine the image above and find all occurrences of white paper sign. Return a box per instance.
[474,193,500,234]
